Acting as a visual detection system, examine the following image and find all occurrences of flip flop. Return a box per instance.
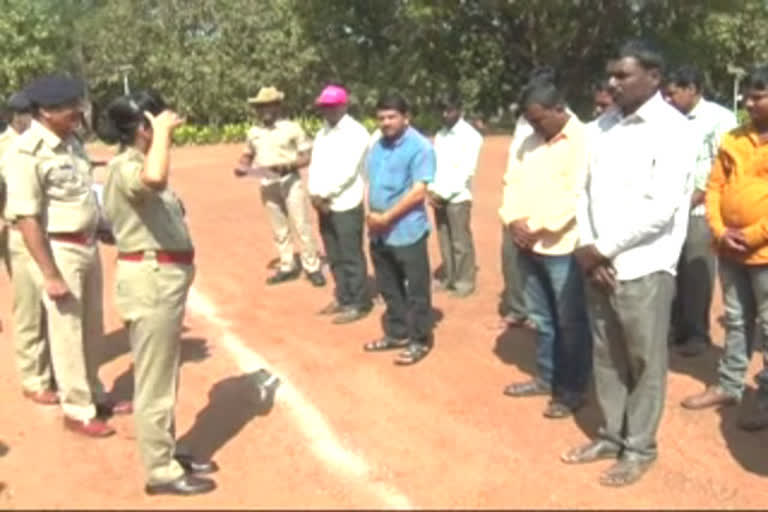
[394,343,431,365]
[363,336,409,352]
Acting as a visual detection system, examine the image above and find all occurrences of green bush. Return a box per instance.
[170,116,387,146]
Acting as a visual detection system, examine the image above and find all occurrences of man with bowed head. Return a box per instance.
[564,40,694,487]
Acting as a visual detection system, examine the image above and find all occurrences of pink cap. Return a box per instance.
[315,85,348,106]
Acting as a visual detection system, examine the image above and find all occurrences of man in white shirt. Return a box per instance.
[562,40,693,487]
[662,66,738,358]
[308,85,372,324]
[428,94,483,297]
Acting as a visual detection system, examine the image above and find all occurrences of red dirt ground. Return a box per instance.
[1,136,767,509]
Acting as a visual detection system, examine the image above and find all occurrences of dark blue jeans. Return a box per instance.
[519,251,592,397]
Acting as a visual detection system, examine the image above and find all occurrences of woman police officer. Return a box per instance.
[99,90,216,496]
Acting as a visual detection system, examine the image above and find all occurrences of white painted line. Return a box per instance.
[186,287,413,509]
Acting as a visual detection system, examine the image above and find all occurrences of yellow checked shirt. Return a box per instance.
[244,119,312,185]
[103,146,193,253]
[4,120,100,234]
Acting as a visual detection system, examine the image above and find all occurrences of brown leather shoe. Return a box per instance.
[22,389,59,405]
[681,386,738,410]
[63,417,115,438]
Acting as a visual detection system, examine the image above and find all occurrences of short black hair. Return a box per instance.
[98,89,167,145]
[437,93,463,110]
[376,93,409,114]
[667,65,703,91]
[519,79,565,110]
[744,65,768,91]
[617,39,665,72]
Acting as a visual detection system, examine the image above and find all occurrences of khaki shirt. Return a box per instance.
[0,127,21,222]
[103,146,193,253]
[4,120,100,234]
[244,120,311,185]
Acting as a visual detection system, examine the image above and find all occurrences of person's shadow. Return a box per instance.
[716,387,768,476]
[176,371,278,460]
[494,327,605,437]
[668,344,725,387]
[493,327,538,381]
[107,336,212,402]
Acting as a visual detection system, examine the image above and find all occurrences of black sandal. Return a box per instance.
[363,336,408,352]
[394,343,431,365]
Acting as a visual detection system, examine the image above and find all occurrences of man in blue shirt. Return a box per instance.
[363,94,436,365]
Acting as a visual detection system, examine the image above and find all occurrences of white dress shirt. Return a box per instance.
[307,114,369,212]
[684,98,737,216]
[429,118,483,203]
[577,92,695,281]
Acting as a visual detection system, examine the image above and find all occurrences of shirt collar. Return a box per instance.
[550,114,579,143]
[121,145,145,161]
[440,118,465,136]
[618,91,668,124]
[381,126,412,148]
[323,114,350,133]
[30,119,64,150]
[686,97,705,120]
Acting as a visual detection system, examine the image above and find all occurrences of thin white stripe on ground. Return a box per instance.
[186,287,413,509]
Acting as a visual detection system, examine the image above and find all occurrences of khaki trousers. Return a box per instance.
[28,239,105,421]
[260,172,320,273]
[587,271,675,459]
[7,228,51,392]
[114,257,194,485]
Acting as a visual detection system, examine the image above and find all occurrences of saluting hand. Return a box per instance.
[143,109,185,134]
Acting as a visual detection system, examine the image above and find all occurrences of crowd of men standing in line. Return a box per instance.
[1,35,768,495]
[229,38,768,488]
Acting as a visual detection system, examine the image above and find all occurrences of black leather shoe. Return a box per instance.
[307,271,326,287]
[145,474,216,496]
[175,454,219,475]
[266,269,301,285]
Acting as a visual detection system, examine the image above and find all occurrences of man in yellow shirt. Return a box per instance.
[498,79,592,418]
[681,65,768,431]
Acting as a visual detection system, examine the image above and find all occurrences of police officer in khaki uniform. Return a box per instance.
[234,86,326,287]
[4,75,117,437]
[0,92,56,404]
[100,90,216,496]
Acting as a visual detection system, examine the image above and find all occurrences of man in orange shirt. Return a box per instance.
[499,79,592,418]
[681,65,768,430]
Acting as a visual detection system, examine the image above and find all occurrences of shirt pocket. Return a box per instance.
[45,159,86,197]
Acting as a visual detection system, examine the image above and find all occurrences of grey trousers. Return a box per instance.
[499,225,527,319]
[672,215,716,344]
[434,201,476,292]
[586,271,675,459]
[717,258,768,399]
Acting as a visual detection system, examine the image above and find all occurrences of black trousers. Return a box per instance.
[370,234,432,343]
[318,205,371,309]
